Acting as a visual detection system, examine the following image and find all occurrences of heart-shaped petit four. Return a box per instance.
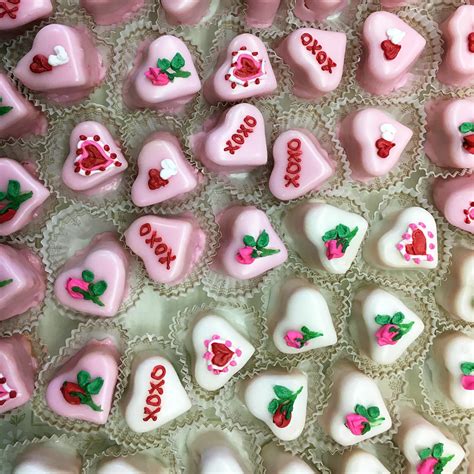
[54,232,129,318]
[45,338,120,424]
[125,34,201,114]
[286,202,368,274]
[96,454,167,474]
[80,0,145,25]
[320,362,392,446]
[14,24,105,105]
[271,279,337,354]
[203,33,277,104]
[357,12,426,95]
[351,288,424,365]
[131,132,199,207]
[125,215,205,285]
[425,99,474,169]
[437,6,474,87]
[436,246,474,323]
[366,206,438,270]
[161,0,210,25]
[334,448,389,474]
[0,334,37,415]
[269,129,335,200]
[61,121,128,196]
[294,0,349,22]
[122,353,192,433]
[0,158,50,236]
[244,369,308,441]
[213,206,287,280]
[277,28,347,99]
[262,444,314,474]
[432,332,474,409]
[190,313,255,391]
[246,0,281,28]
[0,0,52,33]
[339,108,413,182]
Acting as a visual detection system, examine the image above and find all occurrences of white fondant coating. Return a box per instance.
[97,454,168,474]
[336,448,390,474]
[262,443,316,474]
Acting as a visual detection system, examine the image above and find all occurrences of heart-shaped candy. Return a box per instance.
[48,45,69,67]
[160,158,178,180]
[29,54,52,74]
[381,39,401,60]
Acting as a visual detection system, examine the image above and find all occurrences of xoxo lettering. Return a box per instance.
[143,364,167,422]
[284,138,302,188]
[223,115,258,155]
[0,0,20,20]
[139,223,177,270]
[300,33,337,74]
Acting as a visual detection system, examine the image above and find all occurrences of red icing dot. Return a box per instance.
[9,390,17,399]
[93,135,100,141]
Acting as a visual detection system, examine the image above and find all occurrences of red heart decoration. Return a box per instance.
[29,54,52,74]
[468,32,474,54]
[405,229,427,256]
[381,40,401,61]
[234,56,260,79]
[375,138,396,158]
[148,169,169,190]
[210,342,234,367]
[462,134,474,154]
[80,144,108,170]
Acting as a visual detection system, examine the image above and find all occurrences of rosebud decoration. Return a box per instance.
[0,97,13,116]
[60,370,104,412]
[417,443,455,474]
[145,52,191,86]
[460,362,474,391]
[284,326,323,349]
[65,269,108,307]
[0,180,34,224]
[321,223,358,260]
[374,311,414,347]
[0,278,13,288]
[344,404,385,435]
[235,230,280,264]
[267,384,303,428]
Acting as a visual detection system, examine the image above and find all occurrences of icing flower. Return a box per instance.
[460,362,474,390]
[60,370,104,412]
[321,224,358,260]
[417,443,455,474]
[145,52,191,86]
[65,269,108,307]
[0,180,33,224]
[0,279,13,288]
[345,413,369,435]
[375,324,398,346]
[145,67,171,86]
[267,385,303,428]
[417,457,439,474]
[235,230,280,264]
[284,326,323,349]
[344,404,385,436]
[324,239,344,260]
[459,122,474,155]
[0,97,13,116]
[374,312,414,346]
[236,246,255,265]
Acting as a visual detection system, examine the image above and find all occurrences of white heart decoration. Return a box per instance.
[386,28,406,45]
[380,123,396,141]
[48,45,70,67]
[160,159,178,180]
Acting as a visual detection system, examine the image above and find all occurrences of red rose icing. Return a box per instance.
[0,372,17,406]
[74,134,121,176]
[396,222,436,265]
[267,385,303,428]
[225,46,266,89]
[203,334,242,375]
[0,0,20,20]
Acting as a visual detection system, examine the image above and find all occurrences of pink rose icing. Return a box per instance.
[375,324,399,346]
[145,67,171,86]
[461,375,474,390]
[345,413,369,435]
[284,330,304,349]
[417,457,438,474]
[324,239,344,260]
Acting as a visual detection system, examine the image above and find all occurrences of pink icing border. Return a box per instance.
[396,221,436,265]
[203,334,242,375]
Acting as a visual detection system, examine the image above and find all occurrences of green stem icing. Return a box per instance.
[156,53,191,82]
[267,385,303,419]
[0,97,13,116]
[0,180,33,215]
[242,230,281,259]
[0,279,13,288]
[321,224,359,252]
[295,326,323,346]
[374,311,414,341]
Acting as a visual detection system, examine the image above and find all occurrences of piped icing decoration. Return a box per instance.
[30,45,69,74]
[0,372,17,406]
[381,28,405,60]
[460,362,474,390]
[0,180,33,224]
[284,137,302,188]
[147,159,178,190]
[225,46,266,89]
[463,201,474,225]
[48,46,69,67]
[417,443,455,474]
[284,326,323,349]
[0,97,13,116]
[322,224,359,260]
[60,370,104,412]
[300,31,337,74]
[236,229,281,264]
[374,311,414,346]
[74,133,122,176]
[145,52,191,86]
[203,334,242,374]
[0,278,13,287]
[223,114,258,155]
[345,404,385,436]
[376,123,396,158]
[142,364,166,422]
[267,385,303,428]
[396,221,436,264]
[0,1,20,20]
[138,222,177,270]
[468,32,474,54]
[65,269,108,307]
[459,122,474,155]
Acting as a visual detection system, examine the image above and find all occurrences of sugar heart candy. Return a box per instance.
[333,448,389,474]
[96,454,168,474]
[0,0,52,33]
[80,0,145,25]
[245,0,280,27]
[161,0,210,25]
[294,0,349,22]
[261,443,315,473]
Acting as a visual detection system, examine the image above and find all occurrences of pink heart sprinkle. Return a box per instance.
[402,233,410,239]
[419,222,426,228]
[409,223,417,230]
[225,340,232,347]
[204,340,209,347]
[428,231,434,238]
[212,334,220,340]
[396,244,403,250]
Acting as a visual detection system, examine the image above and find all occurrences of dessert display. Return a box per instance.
[0,73,47,139]
[0,0,52,33]
[203,33,277,104]
[437,5,474,87]
[357,12,426,95]
[285,202,368,274]
[351,287,424,364]
[124,34,201,113]
[161,0,210,25]
[365,206,438,270]
[14,24,106,104]
[45,338,120,424]
[96,454,168,474]
[245,0,281,28]
[213,206,287,280]
[0,158,50,236]
[0,244,46,321]
[294,0,349,22]
[261,443,315,474]
[338,107,413,181]
[190,312,255,391]
[424,98,474,169]
[0,334,37,414]
[269,129,335,201]
[332,448,389,474]
[320,362,392,446]
[244,369,308,441]
[270,279,337,354]
[435,246,474,323]
[276,28,347,99]
[433,174,474,234]
[124,214,205,286]
[122,353,192,433]
[54,232,129,318]
[80,0,145,25]
[131,132,199,207]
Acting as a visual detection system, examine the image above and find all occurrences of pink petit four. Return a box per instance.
[433,174,474,234]
[0,73,47,139]
[294,0,349,22]
[277,28,347,99]
[0,158,50,236]
[124,35,201,114]
[80,0,145,25]
[61,121,128,196]
[0,244,46,321]
[161,0,210,25]
[131,132,199,207]
[425,99,474,169]
[338,107,413,181]
[192,103,267,174]
[0,0,52,33]
[0,334,37,414]
[125,215,205,285]
[14,24,105,105]
[246,0,281,28]
[213,206,287,280]
[45,338,120,424]
[203,33,277,104]
[269,129,335,201]
[54,232,129,318]
[357,12,426,95]
[437,6,474,87]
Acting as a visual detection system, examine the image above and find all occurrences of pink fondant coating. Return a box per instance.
[80,0,145,25]
[246,0,281,27]
[381,0,420,7]
[161,0,210,25]
[294,0,348,21]
[0,0,52,32]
